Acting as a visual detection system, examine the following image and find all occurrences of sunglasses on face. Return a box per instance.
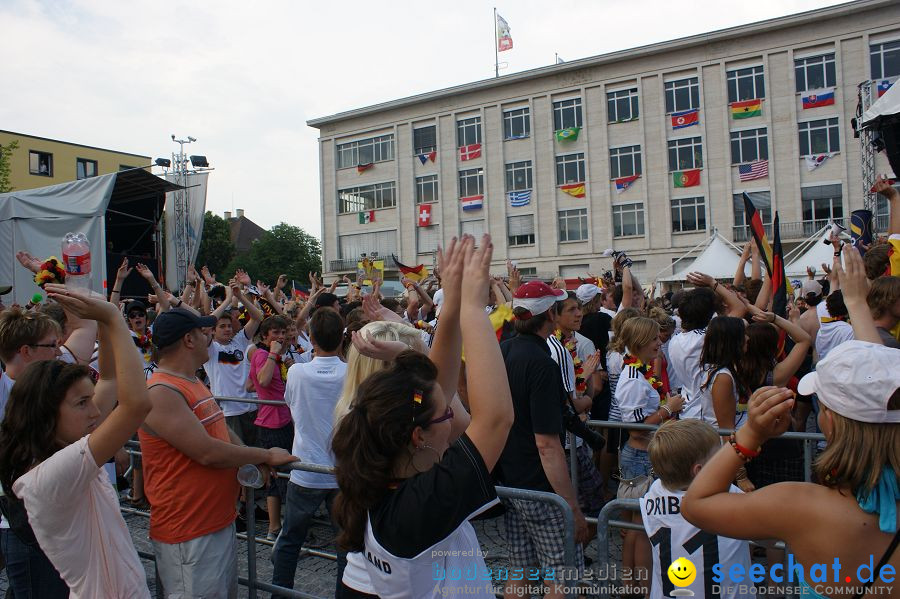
[426,405,454,426]
[128,312,145,319]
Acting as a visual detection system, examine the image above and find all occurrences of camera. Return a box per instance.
[563,405,606,451]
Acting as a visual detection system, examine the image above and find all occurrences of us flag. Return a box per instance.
[738,161,768,181]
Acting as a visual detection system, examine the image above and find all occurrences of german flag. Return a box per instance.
[742,192,774,277]
[771,212,790,319]
[392,254,429,283]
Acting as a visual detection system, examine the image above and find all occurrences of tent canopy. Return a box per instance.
[0,169,178,304]
[658,233,749,282]
[784,229,839,278]
[861,79,900,129]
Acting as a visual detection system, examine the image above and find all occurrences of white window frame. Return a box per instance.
[558,208,589,243]
[612,203,645,238]
[457,116,482,147]
[667,137,703,172]
[336,134,395,169]
[727,65,766,103]
[671,196,707,233]
[732,190,772,227]
[505,160,533,192]
[607,88,639,123]
[800,183,844,224]
[553,97,583,131]
[794,53,836,93]
[503,106,531,140]
[416,224,441,255]
[730,127,769,164]
[415,174,439,205]
[609,145,642,179]
[339,229,397,260]
[664,77,700,114]
[28,150,53,176]
[458,168,484,198]
[413,124,437,154]
[798,117,840,156]
[870,39,900,80]
[76,157,97,180]
[460,219,485,239]
[555,153,585,185]
[507,214,535,247]
[337,181,397,214]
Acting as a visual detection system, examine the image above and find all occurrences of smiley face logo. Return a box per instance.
[667,557,697,588]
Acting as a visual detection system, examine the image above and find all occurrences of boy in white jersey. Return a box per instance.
[640,419,750,599]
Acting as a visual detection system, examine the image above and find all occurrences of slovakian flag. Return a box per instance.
[417,151,437,165]
[671,109,699,129]
[877,79,893,97]
[392,254,429,283]
[801,88,835,109]
[357,162,374,174]
[417,204,432,227]
[460,195,484,211]
[559,182,586,198]
[673,169,701,188]
[742,192,774,277]
[459,144,482,161]
[358,210,375,224]
[615,175,640,193]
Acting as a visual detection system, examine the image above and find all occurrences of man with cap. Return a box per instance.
[140,308,297,599]
[123,299,153,366]
[497,281,588,599]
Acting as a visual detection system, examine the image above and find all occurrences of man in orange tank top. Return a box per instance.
[140,308,297,598]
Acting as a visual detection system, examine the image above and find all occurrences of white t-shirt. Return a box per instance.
[284,356,347,489]
[641,478,750,599]
[815,302,854,361]
[616,365,661,424]
[13,436,150,599]
[205,329,257,417]
[599,307,617,340]
[667,328,707,420]
[606,350,624,422]
[573,331,596,364]
[547,336,576,395]
[58,342,100,375]
[695,367,746,429]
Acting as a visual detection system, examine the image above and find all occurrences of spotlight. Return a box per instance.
[155,158,171,167]
[188,136,197,142]
[171,134,176,141]
[189,155,209,168]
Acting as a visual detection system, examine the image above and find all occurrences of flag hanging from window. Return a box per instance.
[742,192,774,277]
[738,161,769,181]
[555,127,581,142]
[804,153,836,171]
[392,254,429,283]
[731,99,762,119]
[459,144,482,161]
[508,190,531,207]
[417,151,437,165]
[559,183,585,198]
[801,88,835,109]
[497,13,513,52]
[877,80,893,97]
[671,109,699,129]
[673,169,701,188]
[615,175,640,193]
[357,163,374,174]
[417,204,432,227]
[358,210,375,224]
[460,195,484,211]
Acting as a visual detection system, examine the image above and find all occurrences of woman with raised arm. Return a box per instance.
[332,235,513,598]
[0,286,152,598]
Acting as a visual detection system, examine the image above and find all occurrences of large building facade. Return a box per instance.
[309,0,898,282]
[0,130,150,192]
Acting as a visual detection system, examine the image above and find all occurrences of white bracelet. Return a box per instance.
[660,405,673,418]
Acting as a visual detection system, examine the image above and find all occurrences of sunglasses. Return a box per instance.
[426,405,454,426]
[127,312,146,319]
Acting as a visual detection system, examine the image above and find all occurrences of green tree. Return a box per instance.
[0,139,20,193]
[225,222,321,287]
[195,211,236,278]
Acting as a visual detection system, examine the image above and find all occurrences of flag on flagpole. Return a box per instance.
[392,254,429,283]
[417,204,432,227]
[459,144,482,161]
[731,99,762,119]
[615,175,640,193]
[673,169,701,188]
[771,211,789,318]
[671,109,699,129]
[508,190,532,207]
[804,153,836,171]
[801,88,835,109]
[555,127,581,142]
[559,183,586,198]
[460,195,484,211]
[738,161,769,181]
[742,192,774,277]
[497,13,513,52]
[357,163,374,174]
[358,210,375,224]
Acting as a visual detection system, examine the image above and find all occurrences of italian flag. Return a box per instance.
[358,210,375,224]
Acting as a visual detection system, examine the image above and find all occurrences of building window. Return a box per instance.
[460,219,485,238]
[732,191,772,226]
[871,40,900,79]
[503,107,531,140]
[612,203,645,238]
[413,125,437,154]
[558,208,589,242]
[457,116,482,147]
[801,184,843,226]
[506,160,533,191]
[336,134,395,169]
[795,53,836,92]
[337,181,397,214]
[667,137,703,171]
[560,264,590,278]
[671,197,707,233]
[417,224,441,254]
[727,65,766,103]
[339,230,397,259]
[664,77,700,114]
[555,153,585,185]
[76,158,98,180]
[607,88,639,123]
[798,118,840,156]
[416,175,439,204]
[609,146,642,179]
[29,151,53,176]
[458,168,484,197]
[730,128,769,164]
[508,215,535,246]
[553,98,583,131]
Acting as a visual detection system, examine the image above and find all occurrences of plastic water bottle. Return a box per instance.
[62,232,91,292]
[237,464,265,489]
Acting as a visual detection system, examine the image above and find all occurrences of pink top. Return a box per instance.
[250,347,291,429]
[14,436,150,598]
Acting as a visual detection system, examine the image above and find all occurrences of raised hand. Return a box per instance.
[506,259,522,293]
[135,263,158,284]
[686,271,715,288]
[806,266,816,280]
[351,330,409,361]
[116,257,133,282]
[461,235,493,308]
[742,386,794,447]
[583,350,602,376]
[873,174,898,199]
[15,250,42,274]
[45,284,119,324]
[235,269,252,287]
[436,237,464,309]
[201,266,217,286]
[276,274,288,290]
[835,244,870,307]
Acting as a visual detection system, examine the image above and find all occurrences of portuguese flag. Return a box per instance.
[673,169,701,188]
[731,99,762,119]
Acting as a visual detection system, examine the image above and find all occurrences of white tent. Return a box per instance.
[861,79,900,129]
[785,228,842,277]
[658,232,750,282]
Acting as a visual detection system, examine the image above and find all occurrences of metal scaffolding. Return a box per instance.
[858,81,878,230]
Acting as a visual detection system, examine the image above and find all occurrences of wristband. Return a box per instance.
[713,281,719,292]
[770,313,776,323]
[112,287,121,293]
[173,299,182,307]
[728,434,761,461]
[660,405,673,418]
[267,354,277,361]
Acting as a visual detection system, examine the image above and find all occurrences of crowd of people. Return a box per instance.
[0,180,896,599]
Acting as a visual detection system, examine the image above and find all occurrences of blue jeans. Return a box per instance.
[0,528,69,598]
[620,444,652,479]
[270,483,346,597]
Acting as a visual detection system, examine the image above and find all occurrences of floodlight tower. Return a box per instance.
[171,134,196,290]
[857,82,878,231]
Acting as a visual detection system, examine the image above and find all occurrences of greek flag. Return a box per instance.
[508,190,531,207]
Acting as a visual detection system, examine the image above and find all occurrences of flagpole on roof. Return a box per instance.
[493,7,499,78]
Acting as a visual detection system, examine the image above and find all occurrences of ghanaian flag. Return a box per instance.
[392,254,429,283]
[731,99,762,119]
[742,192,774,277]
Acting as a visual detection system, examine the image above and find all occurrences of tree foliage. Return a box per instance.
[195,211,236,278]
[0,140,20,193]
[225,222,321,286]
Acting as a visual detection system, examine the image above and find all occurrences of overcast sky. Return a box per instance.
[2,0,848,238]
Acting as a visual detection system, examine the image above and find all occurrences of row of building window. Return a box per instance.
[23,151,137,179]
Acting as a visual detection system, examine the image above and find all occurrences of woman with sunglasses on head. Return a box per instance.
[332,235,513,598]
[0,286,152,598]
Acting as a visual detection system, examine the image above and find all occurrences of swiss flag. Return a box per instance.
[459,144,482,161]
[417,204,432,227]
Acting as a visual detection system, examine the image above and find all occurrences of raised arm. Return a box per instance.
[235,282,264,340]
[734,243,751,287]
[835,247,882,344]
[620,265,633,310]
[747,304,812,386]
[873,175,900,236]
[135,263,169,311]
[109,257,132,305]
[686,271,746,318]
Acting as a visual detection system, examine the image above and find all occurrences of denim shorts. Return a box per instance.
[619,444,652,480]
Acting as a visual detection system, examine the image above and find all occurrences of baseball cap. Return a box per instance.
[800,279,823,297]
[575,284,600,305]
[512,281,566,318]
[124,300,147,315]
[797,341,900,424]
[152,308,217,349]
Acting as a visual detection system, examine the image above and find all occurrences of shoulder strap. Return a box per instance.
[142,381,192,437]
[853,528,900,599]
